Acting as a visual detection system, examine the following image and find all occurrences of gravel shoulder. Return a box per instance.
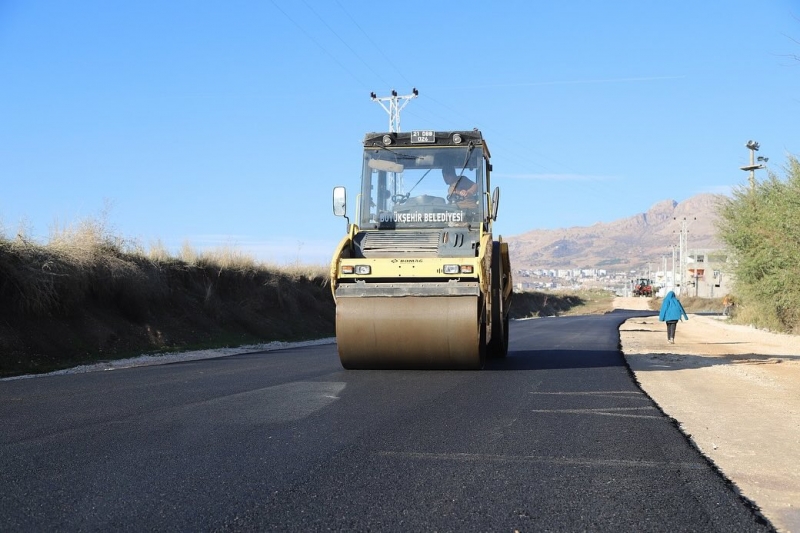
[616,297,800,533]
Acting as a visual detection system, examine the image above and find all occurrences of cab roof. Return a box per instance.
[362,130,489,157]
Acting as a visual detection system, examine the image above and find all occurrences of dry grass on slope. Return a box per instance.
[0,219,333,378]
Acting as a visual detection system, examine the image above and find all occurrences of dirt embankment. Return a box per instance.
[0,260,336,377]
[616,297,800,533]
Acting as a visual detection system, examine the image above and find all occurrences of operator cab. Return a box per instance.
[359,131,490,230]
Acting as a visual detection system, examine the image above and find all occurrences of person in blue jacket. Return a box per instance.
[659,290,689,343]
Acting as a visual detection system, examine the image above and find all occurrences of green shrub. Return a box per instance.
[715,156,800,333]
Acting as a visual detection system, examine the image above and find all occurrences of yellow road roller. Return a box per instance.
[331,130,512,369]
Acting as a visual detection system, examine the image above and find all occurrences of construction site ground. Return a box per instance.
[616,297,800,533]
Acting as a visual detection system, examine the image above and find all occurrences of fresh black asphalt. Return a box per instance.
[0,310,775,531]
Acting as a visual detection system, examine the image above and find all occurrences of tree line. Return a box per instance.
[716,155,800,333]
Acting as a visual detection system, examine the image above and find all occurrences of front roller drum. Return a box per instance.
[336,296,484,370]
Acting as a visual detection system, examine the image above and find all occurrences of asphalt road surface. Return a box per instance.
[0,311,775,532]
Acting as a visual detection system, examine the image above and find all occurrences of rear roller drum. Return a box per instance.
[487,241,509,358]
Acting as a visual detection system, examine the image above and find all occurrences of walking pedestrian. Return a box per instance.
[659,290,688,344]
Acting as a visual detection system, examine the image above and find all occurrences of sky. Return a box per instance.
[1,1,798,266]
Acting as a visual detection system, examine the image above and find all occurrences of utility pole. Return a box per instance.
[740,140,768,191]
[679,221,685,297]
[674,217,695,296]
[671,244,676,292]
[370,88,419,133]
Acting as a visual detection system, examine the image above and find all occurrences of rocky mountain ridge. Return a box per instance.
[507,193,725,272]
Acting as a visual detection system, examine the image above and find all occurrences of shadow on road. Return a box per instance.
[624,351,800,371]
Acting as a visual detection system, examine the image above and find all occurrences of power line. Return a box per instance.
[271,0,603,192]
[300,0,393,89]
[267,0,370,90]
[410,91,592,177]
[399,98,558,173]
[332,0,414,88]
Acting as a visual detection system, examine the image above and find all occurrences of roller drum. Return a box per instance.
[336,296,483,369]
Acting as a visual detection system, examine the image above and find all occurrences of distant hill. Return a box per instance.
[507,193,725,272]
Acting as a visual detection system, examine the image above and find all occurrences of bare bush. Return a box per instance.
[198,245,257,271]
[148,239,172,263]
[179,240,198,265]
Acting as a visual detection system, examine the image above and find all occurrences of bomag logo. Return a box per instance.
[391,259,423,263]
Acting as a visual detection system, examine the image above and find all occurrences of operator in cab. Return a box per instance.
[441,166,479,208]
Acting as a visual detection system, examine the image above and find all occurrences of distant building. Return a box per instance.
[677,249,733,297]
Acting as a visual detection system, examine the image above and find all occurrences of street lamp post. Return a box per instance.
[741,140,767,191]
